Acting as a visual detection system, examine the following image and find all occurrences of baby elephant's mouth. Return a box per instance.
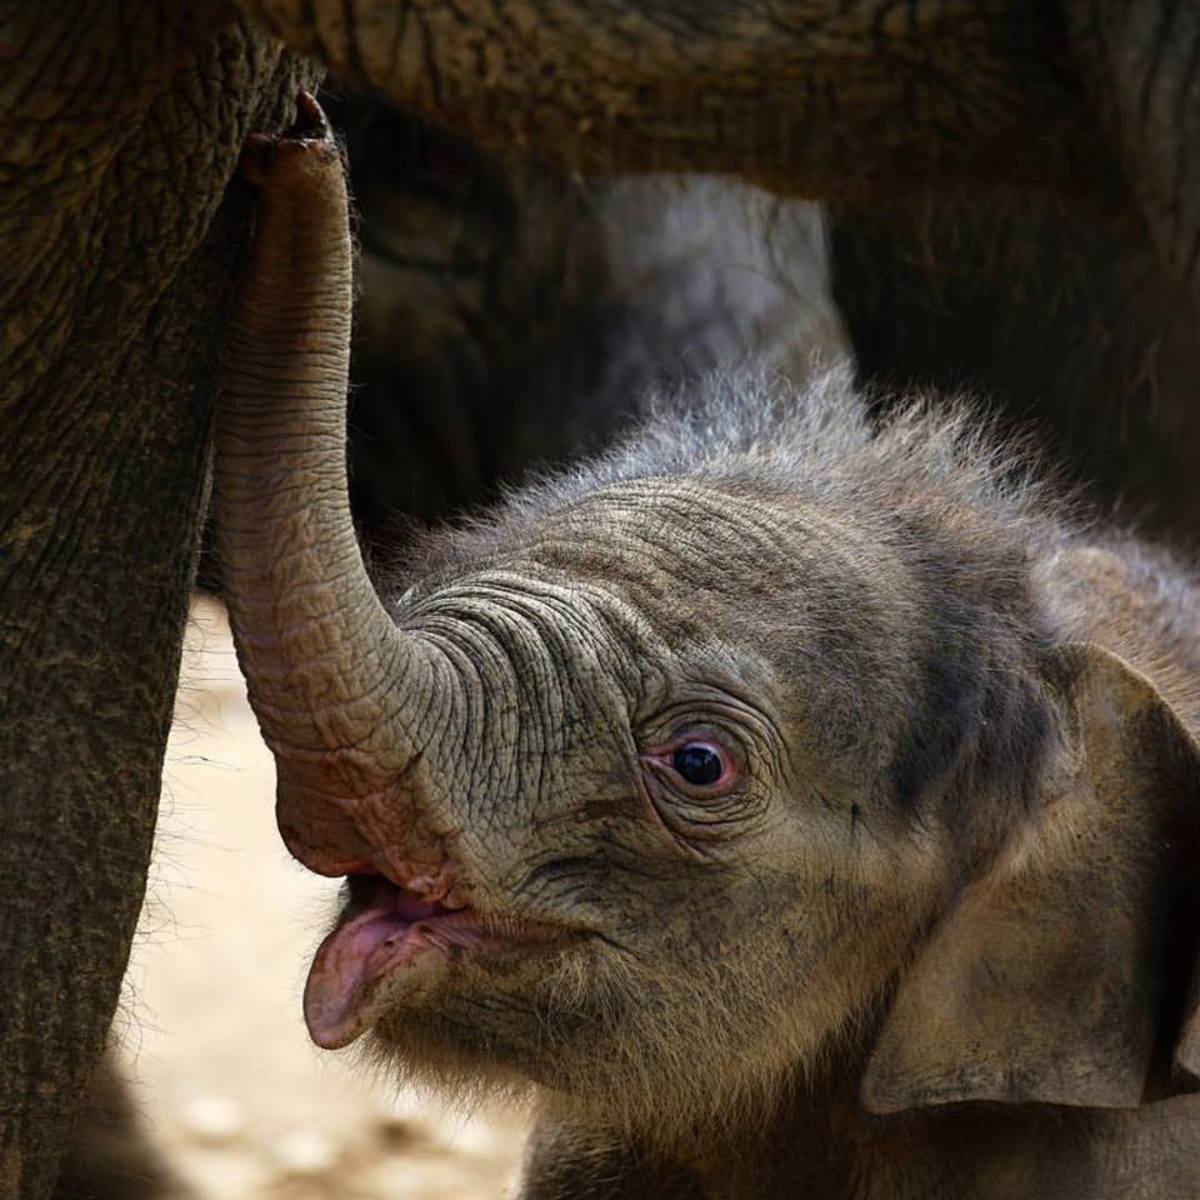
[303,873,560,1050]
[304,873,478,1049]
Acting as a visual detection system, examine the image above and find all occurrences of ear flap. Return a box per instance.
[862,643,1200,1113]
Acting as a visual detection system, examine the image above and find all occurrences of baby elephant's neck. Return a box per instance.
[538,1036,1200,1200]
[679,1088,1200,1200]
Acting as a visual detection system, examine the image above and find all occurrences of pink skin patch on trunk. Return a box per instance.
[304,875,484,1049]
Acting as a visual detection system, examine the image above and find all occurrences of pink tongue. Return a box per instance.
[304,886,439,1049]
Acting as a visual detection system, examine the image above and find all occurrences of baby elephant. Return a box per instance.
[214,99,1200,1199]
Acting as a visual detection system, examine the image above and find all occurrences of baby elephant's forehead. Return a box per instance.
[524,478,910,616]
[522,478,807,582]
[563,478,792,547]
[407,476,919,684]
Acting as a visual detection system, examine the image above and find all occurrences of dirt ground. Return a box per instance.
[115,595,529,1199]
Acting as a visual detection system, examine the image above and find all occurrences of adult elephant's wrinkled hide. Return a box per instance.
[0,8,319,1192]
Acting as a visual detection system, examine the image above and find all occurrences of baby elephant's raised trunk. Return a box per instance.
[212,94,438,874]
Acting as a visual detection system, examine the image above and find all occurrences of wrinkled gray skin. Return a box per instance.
[0,6,319,1193]
[216,118,1200,1200]
[6,0,1200,1194]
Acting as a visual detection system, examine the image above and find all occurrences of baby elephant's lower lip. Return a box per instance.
[302,875,560,1050]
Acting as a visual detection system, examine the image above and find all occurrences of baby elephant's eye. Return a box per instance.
[671,743,726,787]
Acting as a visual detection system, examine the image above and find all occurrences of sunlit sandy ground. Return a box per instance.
[116,595,529,1199]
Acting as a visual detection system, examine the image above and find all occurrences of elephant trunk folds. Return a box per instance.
[213,95,436,865]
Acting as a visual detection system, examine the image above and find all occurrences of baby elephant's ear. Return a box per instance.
[862,643,1200,1113]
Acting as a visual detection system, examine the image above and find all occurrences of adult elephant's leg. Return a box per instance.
[1068,1,1200,302]
[0,3,318,1193]
[827,193,1200,547]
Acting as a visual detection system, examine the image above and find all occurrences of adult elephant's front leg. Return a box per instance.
[0,3,318,1193]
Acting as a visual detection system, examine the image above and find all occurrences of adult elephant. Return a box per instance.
[249,0,1200,536]
[2,0,1197,1195]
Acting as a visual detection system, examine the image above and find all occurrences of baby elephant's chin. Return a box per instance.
[303,875,569,1050]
